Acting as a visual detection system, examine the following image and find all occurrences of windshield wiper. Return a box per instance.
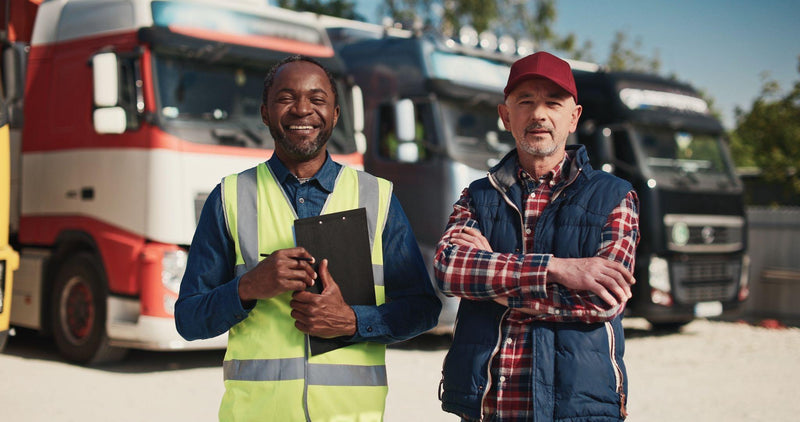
[211,128,247,147]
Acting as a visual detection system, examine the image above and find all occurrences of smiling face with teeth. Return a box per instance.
[261,59,340,170]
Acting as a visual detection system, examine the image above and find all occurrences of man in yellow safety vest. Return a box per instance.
[176,56,442,421]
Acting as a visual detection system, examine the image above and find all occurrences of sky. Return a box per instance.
[351,0,800,130]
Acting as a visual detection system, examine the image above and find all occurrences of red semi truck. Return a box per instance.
[2,0,364,363]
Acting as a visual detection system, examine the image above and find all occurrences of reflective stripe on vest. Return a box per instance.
[219,162,392,422]
[224,358,388,386]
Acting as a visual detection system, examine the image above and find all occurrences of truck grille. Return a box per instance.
[664,214,744,253]
[672,258,740,303]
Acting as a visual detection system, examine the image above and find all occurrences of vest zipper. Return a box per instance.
[484,168,523,421]
[303,334,311,422]
[480,308,510,421]
[487,174,525,247]
[604,321,627,418]
[551,167,582,203]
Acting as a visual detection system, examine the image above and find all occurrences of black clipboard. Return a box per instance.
[294,207,375,355]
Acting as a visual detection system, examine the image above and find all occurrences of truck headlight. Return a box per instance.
[649,256,670,292]
[162,250,187,293]
[671,222,690,247]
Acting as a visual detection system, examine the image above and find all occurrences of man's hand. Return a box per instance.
[238,247,316,303]
[451,227,493,251]
[290,259,357,338]
[548,257,634,307]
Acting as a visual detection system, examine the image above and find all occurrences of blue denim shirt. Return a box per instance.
[175,153,441,343]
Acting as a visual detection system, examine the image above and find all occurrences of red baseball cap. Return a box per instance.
[504,51,577,102]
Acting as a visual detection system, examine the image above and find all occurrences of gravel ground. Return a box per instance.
[1,318,799,421]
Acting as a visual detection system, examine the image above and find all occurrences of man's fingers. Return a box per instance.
[606,264,633,298]
[594,287,620,307]
[317,259,336,292]
[451,228,493,252]
[462,227,492,250]
[605,259,634,286]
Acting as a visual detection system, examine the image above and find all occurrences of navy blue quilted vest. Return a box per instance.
[440,145,633,421]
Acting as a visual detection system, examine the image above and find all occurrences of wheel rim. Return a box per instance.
[59,276,95,345]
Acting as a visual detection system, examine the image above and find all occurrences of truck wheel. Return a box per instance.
[51,253,127,365]
[649,320,692,332]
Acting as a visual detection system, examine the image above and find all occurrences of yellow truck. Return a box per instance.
[0,105,20,352]
[1,1,22,350]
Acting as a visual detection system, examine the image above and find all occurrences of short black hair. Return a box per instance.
[262,55,339,106]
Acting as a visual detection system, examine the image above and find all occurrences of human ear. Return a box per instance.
[260,104,270,127]
[498,103,511,131]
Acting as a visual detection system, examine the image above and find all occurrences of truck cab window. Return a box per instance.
[613,129,637,167]
[440,99,515,170]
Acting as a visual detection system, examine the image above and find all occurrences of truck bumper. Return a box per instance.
[106,296,227,351]
[631,298,744,324]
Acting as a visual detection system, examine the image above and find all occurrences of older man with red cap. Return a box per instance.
[433,51,640,421]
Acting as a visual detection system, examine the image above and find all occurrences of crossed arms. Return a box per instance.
[433,189,640,323]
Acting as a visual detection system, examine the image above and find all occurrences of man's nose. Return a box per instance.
[291,98,313,116]
[529,103,547,122]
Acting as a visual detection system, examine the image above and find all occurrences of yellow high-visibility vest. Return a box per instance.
[219,162,392,422]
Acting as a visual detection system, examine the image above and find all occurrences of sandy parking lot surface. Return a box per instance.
[1,318,798,421]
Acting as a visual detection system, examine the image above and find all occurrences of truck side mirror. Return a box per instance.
[2,44,27,128]
[393,98,420,163]
[93,108,127,134]
[91,52,126,134]
[394,99,416,143]
[396,142,419,163]
[351,85,366,154]
[92,52,119,107]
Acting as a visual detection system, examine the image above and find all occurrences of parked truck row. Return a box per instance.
[1,0,749,364]
[320,17,749,331]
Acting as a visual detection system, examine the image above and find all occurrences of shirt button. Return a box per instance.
[525,228,532,235]
[366,326,373,332]
[530,192,536,198]
[298,197,305,204]
[505,338,513,345]
[499,376,506,383]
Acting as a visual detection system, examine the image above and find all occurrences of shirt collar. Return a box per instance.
[517,152,570,186]
[267,152,341,193]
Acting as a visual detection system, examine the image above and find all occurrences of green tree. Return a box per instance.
[731,57,800,194]
[606,31,661,73]
[277,0,363,20]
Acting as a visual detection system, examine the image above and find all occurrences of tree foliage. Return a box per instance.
[277,0,363,20]
[731,57,800,194]
[606,31,661,73]
[377,0,669,67]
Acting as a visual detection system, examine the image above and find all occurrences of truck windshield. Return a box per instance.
[152,53,354,153]
[636,125,738,189]
[439,100,515,170]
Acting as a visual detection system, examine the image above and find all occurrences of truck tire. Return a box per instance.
[51,252,127,365]
[649,319,692,332]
